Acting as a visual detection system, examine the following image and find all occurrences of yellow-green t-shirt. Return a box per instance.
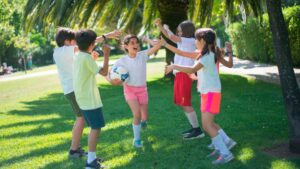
[73,51,102,110]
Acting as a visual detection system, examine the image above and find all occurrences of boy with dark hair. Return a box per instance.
[73,29,111,169]
[53,27,120,162]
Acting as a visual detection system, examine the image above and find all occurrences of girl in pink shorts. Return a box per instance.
[109,34,163,148]
[164,28,234,165]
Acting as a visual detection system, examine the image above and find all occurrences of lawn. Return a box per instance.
[0,51,299,169]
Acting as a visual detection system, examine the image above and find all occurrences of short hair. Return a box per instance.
[55,27,75,47]
[178,20,195,38]
[75,29,97,51]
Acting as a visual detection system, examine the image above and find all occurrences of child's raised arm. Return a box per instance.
[146,39,164,56]
[99,44,110,76]
[154,18,181,43]
[161,38,199,59]
[96,30,121,43]
[218,43,233,68]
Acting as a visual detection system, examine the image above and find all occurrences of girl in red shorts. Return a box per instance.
[164,28,234,165]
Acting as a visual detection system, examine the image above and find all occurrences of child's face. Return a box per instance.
[124,38,140,54]
[177,27,182,37]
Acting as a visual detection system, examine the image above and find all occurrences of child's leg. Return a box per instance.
[141,104,148,122]
[71,116,85,150]
[201,112,218,137]
[127,99,141,125]
[182,106,199,128]
[88,128,100,163]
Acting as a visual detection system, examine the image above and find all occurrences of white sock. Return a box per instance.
[218,129,231,143]
[185,111,199,128]
[133,124,141,141]
[87,151,96,163]
[212,134,230,155]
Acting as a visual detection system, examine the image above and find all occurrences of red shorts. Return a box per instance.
[123,84,148,105]
[201,92,221,114]
[174,72,192,106]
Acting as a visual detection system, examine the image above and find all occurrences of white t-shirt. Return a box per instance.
[53,46,76,95]
[174,37,196,74]
[114,50,149,86]
[197,52,221,94]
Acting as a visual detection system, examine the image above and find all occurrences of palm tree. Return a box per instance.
[23,0,300,153]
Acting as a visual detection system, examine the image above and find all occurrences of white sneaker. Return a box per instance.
[226,139,237,150]
[212,153,234,165]
[133,139,143,148]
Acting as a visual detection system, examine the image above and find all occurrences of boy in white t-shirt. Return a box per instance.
[53,27,120,159]
[109,34,163,148]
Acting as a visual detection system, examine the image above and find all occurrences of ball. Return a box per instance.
[109,66,129,82]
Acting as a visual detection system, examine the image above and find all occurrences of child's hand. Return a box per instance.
[102,44,111,57]
[142,36,149,43]
[91,51,99,60]
[165,64,174,74]
[154,18,162,27]
[106,30,121,40]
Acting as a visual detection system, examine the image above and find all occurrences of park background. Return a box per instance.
[0,0,300,169]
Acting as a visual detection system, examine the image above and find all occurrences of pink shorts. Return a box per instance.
[123,84,148,104]
[174,72,192,106]
[201,92,221,114]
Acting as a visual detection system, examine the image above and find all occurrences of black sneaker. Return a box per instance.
[85,158,105,169]
[183,128,205,140]
[181,128,194,136]
[68,147,87,158]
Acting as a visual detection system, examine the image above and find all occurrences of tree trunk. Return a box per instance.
[266,0,300,153]
[157,0,189,78]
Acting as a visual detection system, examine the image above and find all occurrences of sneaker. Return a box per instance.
[212,153,234,165]
[207,143,215,150]
[85,158,105,169]
[181,128,194,136]
[226,139,237,150]
[183,128,205,140]
[133,139,143,148]
[206,150,220,159]
[69,147,87,158]
[141,121,147,129]
[208,139,237,150]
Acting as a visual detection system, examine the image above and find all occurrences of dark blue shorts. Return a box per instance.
[81,107,105,129]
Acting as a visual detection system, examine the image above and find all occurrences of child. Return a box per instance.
[53,28,86,158]
[164,28,234,164]
[73,29,111,169]
[108,34,163,148]
[53,27,120,160]
[155,18,204,140]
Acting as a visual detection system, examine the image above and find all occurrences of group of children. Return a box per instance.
[54,18,236,169]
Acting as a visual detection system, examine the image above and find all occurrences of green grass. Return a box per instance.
[0,51,299,169]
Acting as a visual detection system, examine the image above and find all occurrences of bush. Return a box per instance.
[227,6,300,67]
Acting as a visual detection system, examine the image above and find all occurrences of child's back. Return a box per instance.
[53,45,76,94]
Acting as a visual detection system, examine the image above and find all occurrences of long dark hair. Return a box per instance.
[195,28,221,62]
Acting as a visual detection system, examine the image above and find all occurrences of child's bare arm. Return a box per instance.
[154,18,181,43]
[146,39,163,56]
[96,30,121,43]
[165,62,203,74]
[99,44,110,76]
[162,38,198,59]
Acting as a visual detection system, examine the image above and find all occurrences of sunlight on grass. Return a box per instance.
[103,118,132,132]
[271,160,298,169]
[237,147,255,164]
[105,151,135,168]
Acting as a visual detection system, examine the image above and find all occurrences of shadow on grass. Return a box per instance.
[2,74,299,169]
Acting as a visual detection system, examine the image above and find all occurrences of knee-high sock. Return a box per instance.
[185,111,199,128]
